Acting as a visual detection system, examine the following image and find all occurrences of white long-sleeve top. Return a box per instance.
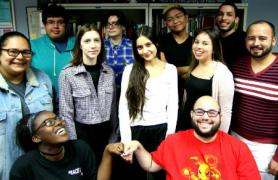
[119,63,178,142]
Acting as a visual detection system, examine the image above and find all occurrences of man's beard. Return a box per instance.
[219,21,236,33]
[250,45,273,59]
[192,120,220,138]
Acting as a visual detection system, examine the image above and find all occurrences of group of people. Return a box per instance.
[0,2,277,180]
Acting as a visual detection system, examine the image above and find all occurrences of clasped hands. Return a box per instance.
[106,141,140,164]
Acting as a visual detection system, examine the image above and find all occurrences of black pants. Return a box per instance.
[75,120,111,167]
[113,124,167,180]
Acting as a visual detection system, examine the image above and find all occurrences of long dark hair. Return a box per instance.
[186,26,223,78]
[71,24,105,66]
[126,25,159,120]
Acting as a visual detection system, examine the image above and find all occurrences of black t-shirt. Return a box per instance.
[159,33,193,67]
[84,63,101,93]
[10,140,97,180]
[178,74,212,131]
[220,29,249,69]
[5,78,30,116]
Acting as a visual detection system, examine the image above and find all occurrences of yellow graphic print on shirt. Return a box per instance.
[182,155,221,180]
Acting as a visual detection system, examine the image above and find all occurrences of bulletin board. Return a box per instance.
[0,0,16,36]
[26,7,45,40]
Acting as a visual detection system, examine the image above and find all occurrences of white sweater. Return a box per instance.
[119,63,178,142]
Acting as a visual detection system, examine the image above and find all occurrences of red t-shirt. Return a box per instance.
[151,130,260,180]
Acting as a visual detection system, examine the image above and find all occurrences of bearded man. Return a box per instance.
[216,2,248,69]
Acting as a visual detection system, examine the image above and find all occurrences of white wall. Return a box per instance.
[12,0,278,51]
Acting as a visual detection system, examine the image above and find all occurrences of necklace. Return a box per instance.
[39,146,64,156]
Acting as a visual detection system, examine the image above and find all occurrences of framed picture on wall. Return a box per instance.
[26,7,45,40]
[0,0,16,36]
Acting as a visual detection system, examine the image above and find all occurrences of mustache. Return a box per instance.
[250,46,262,50]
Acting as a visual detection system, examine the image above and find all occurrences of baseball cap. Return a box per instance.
[162,4,188,20]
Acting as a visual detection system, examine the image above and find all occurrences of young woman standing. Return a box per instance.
[119,26,178,180]
[0,31,53,180]
[59,24,117,166]
[180,27,234,132]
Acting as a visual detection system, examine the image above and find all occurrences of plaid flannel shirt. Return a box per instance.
[104,37,134,88]
[59,63,117,140]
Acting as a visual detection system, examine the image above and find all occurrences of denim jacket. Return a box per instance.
[0,67,53,180]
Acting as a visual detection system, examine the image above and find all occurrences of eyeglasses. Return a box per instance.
[33,116,62,134]
[192,109,220,117]
[166,13,185,23]
[46,20,65,26]
[106,22,120,28]
[1,48,32,58]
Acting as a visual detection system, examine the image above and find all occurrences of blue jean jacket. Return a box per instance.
[0,68,53,180]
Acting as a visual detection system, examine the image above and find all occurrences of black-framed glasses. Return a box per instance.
[192,109,220,117]
[106,21,120,28]
[1,48,32,58]
[33,116,62,134]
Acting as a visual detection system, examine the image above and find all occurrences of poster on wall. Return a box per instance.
[0,0,15,36]
[26,7,45,40]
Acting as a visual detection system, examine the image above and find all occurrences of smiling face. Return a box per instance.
[165,8,188,34]
[246,23,276,59]
[0,36,31,77]
[136,35,157,62]
[80,30,101,64]
[216,5,239,34]
[191,96,221,140]
[44,17,66,41]
[192,32,213,63]
[32,111,68,145]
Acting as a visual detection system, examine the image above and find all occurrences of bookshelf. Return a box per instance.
[27,3,148,39]
[26,3,248,39]
[149,3,248,37]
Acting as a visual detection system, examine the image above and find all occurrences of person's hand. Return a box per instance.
[106,142,124,155]
[121,141,140,164]
[268,158,278,175]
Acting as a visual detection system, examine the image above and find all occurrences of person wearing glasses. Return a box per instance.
[121,96,260,180]
[158,4,193,114]
[10,110,97,179]
[0,31,53,180]
[180,27,234,133]
[31,4,75,112]
[10,110,126,180]
[103,10,134,100]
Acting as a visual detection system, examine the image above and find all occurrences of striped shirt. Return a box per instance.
[231,55,278,145]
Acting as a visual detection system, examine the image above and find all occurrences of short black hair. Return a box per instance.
[218,2,239,17]
[247,20,276,37]
[104,10,127,27]
[42,4,69,25]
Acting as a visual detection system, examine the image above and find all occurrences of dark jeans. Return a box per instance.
[75,120,111,167]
